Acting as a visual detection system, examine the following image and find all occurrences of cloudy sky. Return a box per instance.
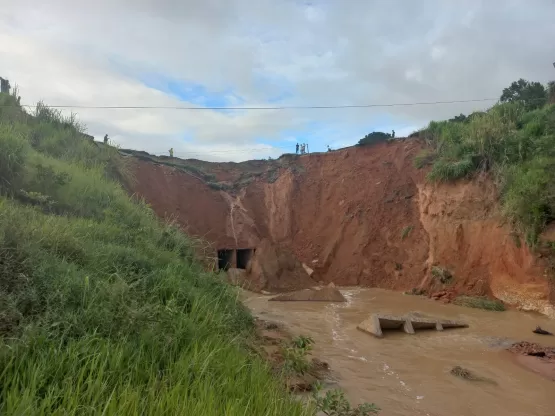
[1,1,554,161]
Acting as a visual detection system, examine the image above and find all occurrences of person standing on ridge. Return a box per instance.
[103,134,109,144]
[327,145,332,152]
[296,143,299,154]
[169,148,174,158]
[391,129,395,139]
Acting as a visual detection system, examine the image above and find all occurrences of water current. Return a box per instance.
[242,288,555,416]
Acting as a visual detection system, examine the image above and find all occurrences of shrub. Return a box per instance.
[357,131,391,146]
[453,296,505,311]
[413,150,436,169]
[0,123,29,193]
[312,386,380,416]
[420,78,555,246]
[431,266,452,284]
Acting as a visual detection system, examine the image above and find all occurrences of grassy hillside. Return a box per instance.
[416,81,555,248]
[0,92,309,415]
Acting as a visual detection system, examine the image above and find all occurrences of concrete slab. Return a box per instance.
[357,313,468,338]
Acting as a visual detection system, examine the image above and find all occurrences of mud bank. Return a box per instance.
[128,140,555,316]
[254,317,331,392]
[508,341,555,381]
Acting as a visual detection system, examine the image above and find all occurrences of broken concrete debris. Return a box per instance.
[357,313,468,338]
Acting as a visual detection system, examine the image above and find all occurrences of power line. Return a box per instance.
[119,145,293,157]
[4,97,498,111]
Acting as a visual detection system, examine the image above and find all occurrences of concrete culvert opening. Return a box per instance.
[217,249,234,271]
[236,248,254,269]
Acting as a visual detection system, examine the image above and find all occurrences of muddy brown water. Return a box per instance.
[242,288,555,416]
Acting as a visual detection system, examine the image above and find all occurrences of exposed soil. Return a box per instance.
[245,239,317,292]
[507,341,555,381]
[129,140,555,317]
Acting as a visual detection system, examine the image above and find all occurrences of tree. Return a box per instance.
[448,113,467,123]
[500,78,546,110]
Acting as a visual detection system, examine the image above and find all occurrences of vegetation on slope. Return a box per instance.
[453,296,506,312]
[0,91,310,415]
[416,78,555,247]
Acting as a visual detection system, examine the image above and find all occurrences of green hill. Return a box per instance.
[0,92,309,415]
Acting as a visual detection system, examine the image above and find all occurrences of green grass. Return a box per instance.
[453,296,506,311]
[401,225,413,240]
[0,91,310,415]
[419,93,555,246]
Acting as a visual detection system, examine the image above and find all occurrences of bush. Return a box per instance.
[418,77,555,245]
[413,150,435,169]
[0,123,30,193]
[453,296,505,311]
[431,266,452,284]
[312,387,380,416]
[357,131,391,146]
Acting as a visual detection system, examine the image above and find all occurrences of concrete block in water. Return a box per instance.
[357,313,468,338]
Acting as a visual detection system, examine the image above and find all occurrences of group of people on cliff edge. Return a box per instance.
[296,143,309,154]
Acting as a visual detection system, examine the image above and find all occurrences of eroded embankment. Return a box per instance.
[129,140,554,317]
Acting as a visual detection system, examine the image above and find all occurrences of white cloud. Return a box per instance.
[1,0,555,161]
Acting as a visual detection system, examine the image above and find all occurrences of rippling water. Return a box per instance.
[242,288,555,416]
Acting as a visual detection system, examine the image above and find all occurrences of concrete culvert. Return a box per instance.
[217,249,234,271]
[236,248,254,269]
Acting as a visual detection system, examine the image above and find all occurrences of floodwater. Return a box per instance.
[242,288,555,416]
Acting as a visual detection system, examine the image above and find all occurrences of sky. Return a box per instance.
[1,0,555,162]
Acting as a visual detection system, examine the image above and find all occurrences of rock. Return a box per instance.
[287,374,317,392]
[533,326,553,335]
[269,287,346,302]
[327,282,336,288]
[243,239,318,292]
[528,351,546,357]
[450,366,497,384]
[302,263,314,276]
[263,321,280,330]
[311,358,330,371]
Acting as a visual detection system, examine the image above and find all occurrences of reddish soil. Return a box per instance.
[129,140,555,317]
[244,238,317,293]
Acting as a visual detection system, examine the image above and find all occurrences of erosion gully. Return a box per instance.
[242,288,554,416]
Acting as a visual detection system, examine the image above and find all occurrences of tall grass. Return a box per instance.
[0,92,310,415]
[419,100,555,245]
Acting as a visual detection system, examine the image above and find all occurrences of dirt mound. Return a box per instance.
[244,239,317,293]
[269,285,346,302]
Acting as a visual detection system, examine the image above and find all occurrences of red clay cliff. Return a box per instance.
[128,140,555,317]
